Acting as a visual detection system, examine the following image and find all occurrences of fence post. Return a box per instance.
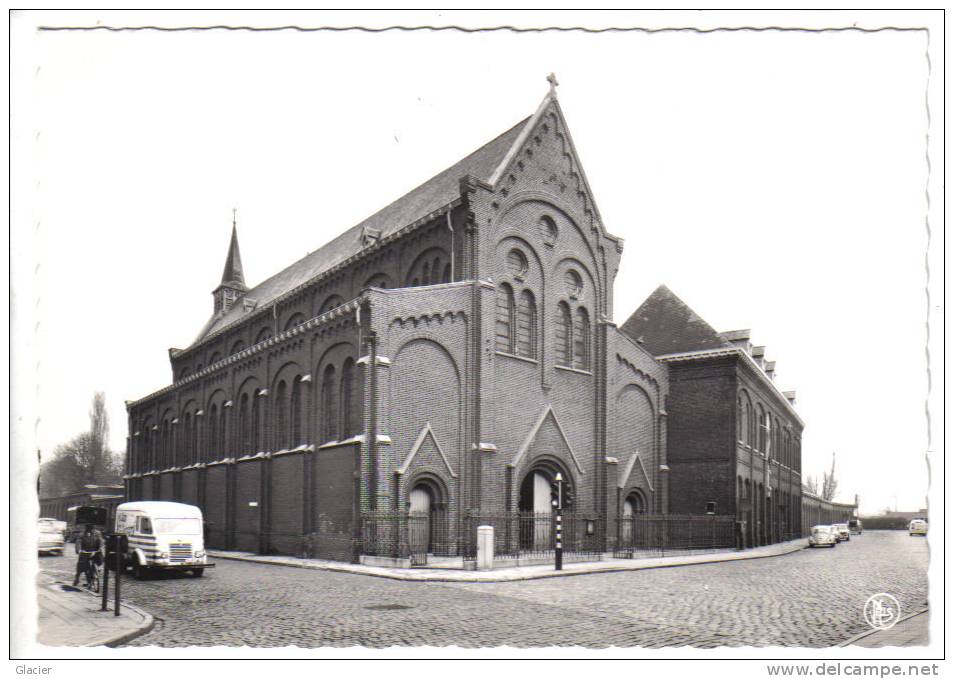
[477,525,494,570]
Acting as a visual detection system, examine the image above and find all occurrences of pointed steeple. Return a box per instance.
[212,210,248,315]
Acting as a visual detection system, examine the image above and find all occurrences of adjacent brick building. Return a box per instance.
[620,286,804,546]
[125,84,802,560]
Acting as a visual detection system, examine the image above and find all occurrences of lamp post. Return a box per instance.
[554,472,563,571]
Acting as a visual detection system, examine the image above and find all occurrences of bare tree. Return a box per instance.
[803,475,819,495]
[39,392,123,497]
[821,452,839,502]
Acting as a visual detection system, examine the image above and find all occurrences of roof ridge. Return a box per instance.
[187,113,532,349]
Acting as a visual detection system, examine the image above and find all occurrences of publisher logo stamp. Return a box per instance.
[864,593,901,630]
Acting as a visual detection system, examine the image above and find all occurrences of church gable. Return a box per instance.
[485,89,615,248]
[397,423,457,479]
[510,405,584,475]
[618,452,654,492]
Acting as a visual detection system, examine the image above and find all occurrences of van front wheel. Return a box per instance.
[133,564,147,580]
[190,568,204,578]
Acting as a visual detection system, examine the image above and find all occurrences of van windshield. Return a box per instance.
[155,518,201,535]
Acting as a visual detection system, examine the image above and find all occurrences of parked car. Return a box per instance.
[113,501,214,579]
[38,518,66,555]
[848,519,863,535]
[808,524,838,548]
[831,523,850,541]
[909,518,928,536]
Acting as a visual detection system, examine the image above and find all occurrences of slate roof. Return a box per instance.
[619,285,732,357]
[193,115,531,345]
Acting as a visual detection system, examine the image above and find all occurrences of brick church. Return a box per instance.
[125,81,803,561]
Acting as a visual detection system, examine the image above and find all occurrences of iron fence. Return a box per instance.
[612,514,736,558]
[359,509,458,565]
[461,512,604,563]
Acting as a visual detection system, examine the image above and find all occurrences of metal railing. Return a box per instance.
[461,512,604,563]
[611,514,736,558]
[359,509,459,565]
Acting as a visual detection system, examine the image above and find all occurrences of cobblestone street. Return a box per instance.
[38,530,928,648]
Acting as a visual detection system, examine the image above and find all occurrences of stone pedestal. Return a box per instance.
[477,525,494,570]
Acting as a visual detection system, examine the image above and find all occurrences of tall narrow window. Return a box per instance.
[516,290,537,359]
[275,381,287,450]
[340,359,355,439]
[442,264,451,283]
[756,405,766,452]
[495,283,515,353]
[291,377,302,448]
[432,257,441,284]
[208,405,218,462]
[239,394,250,455]
[251,392,261,453]
[572,307,591,370]
[219,404,228,458]
[321,365,338,442]
[184,412,193,465]
[555,301,572,367]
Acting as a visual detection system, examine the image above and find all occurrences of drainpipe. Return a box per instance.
[446,210,455,282]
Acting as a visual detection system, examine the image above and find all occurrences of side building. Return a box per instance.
[620,285,804,547]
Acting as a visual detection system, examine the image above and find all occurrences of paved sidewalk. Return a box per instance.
[36,573,154,647]
[840,609,930,648]
[208,539,805,582]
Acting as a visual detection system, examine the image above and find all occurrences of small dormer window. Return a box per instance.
[361,227,381,248]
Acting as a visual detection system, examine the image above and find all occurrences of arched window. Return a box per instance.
[516,290,537,359]
[495,283,515,353]
[291,377,302,448]
[239,393,250,455]
[230,339,245,356]
[255,327,273,344]
[404,247,450,287]
[318,294,344,315]
[756,405,766,452]
[363,273,390,289]
[210,352,221,365]
[284,313,305,331]
[572,307,591,370]
[340,359,355,439]
[275,381,287,450]
[442,264,451,283]
[555,301,572,367]
[321,365,338,443]
[739,394,751,446]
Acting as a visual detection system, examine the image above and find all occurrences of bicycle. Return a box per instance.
[79,549,103,593]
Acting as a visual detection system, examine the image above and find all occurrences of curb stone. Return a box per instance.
[48,577,156,647]
[208,541,806,583]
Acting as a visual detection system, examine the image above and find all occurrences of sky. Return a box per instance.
[12,11,940,516]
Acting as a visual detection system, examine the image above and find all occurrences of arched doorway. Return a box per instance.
[407,479,447,558]
[517,461,572,550]
[621,490,647,548]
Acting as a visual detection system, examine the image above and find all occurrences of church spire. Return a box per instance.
[213,210,248,315]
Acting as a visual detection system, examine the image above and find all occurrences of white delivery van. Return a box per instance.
[114,501,214,578]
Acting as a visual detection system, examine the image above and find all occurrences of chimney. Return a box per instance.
[751,345,766,369]
[764,360,776,380]
[722,329,752,355]
[783,390,797,405]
